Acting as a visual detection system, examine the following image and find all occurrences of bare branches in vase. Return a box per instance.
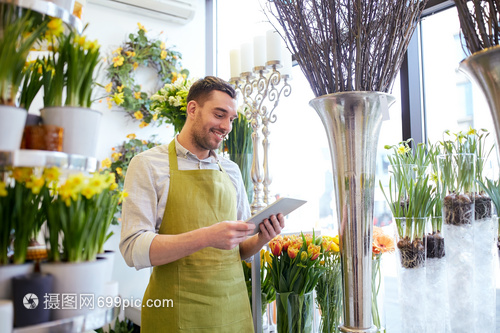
[264,0,428,96]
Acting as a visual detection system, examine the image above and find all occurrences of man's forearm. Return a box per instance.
[149,228,209,266]
[239,234,267,260]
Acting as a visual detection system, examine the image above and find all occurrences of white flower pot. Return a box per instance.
[40,106,102,157]
[40,258,107,320]
[97,250,115,283]
[0,105,27,151]
[0,263,34,300]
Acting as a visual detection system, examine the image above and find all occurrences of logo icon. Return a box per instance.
[23,293,39,309]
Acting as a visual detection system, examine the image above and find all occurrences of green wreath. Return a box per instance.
[105,23,189,127]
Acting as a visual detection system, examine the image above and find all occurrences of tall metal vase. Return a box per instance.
[459,45,500,149]
[309,92,395,333]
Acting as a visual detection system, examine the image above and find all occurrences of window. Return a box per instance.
[216,0,402,235]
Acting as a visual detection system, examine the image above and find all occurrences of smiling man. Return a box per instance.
[119,76,285,332]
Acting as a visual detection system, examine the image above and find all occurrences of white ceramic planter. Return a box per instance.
[40,258,107,320]
[97,250,115,283]
[40,106,102,157]
[0,105,27,151]
[0,263,34,300]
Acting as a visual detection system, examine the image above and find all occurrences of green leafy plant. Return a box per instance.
[241,249,275,317]
[0,4,47,105]
[101,134,161,216]
[0,167,57,265]
[149,76,195,133]
[105,23,189,127]
[44,171,126,262]
[96,317,135,333]
[225,109,253,202]
[19,59,44,111]
[41,22,101,108]
[381,140,435,269]
[315,235,342,333]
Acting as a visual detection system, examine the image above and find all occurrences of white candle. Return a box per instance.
[240,42,254,73]
[230,49,241,78]
[253,35,266,68]
[266,30,282,64]
[280,46,293,78]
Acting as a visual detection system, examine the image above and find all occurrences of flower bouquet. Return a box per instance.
[149,76,195,133]
[371,227,394,333]
[241,249,275,327]
[314,235,341,333]
[268,233,329,333]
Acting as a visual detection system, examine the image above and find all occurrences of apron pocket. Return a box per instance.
[177,263,251,330]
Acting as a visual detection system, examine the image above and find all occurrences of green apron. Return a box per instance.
[141,140,253,332]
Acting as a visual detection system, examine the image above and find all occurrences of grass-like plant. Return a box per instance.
[0,4,46,105]
[225,109,253,202]
[40,22,101,108]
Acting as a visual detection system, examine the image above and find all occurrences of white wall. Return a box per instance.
[28,0,206,301]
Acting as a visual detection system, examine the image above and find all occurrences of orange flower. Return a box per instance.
[287,245,299,259]
[307,243,321,261]
[372,227,394,254]
[269,236,283,256]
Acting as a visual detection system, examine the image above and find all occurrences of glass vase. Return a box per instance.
[276,291,314,333]
[371,255,385,333]
[394,217,427,333]
[438,153,476,332]
[425,216,448,333]
[315,254,342,333]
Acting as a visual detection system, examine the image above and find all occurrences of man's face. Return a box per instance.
[190,90,238,154]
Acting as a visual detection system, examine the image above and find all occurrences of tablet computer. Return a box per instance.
[246,197,307,235]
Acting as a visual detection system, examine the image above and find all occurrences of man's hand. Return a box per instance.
[206,221,256,250]
[257,213,285,242]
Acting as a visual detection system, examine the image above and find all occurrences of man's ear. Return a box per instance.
[186,100,197,119]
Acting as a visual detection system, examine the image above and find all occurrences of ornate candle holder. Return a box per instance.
[230,62,291,215]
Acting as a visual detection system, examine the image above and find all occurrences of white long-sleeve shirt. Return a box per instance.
[119,137,251,270]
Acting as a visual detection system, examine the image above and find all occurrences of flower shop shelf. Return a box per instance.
[13,306,119,333]
[0,150,99,173]
[0,0,83,32]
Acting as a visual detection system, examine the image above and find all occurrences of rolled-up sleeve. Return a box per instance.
[119,155,160,270]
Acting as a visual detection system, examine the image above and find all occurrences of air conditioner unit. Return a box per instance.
[88,0,196,24]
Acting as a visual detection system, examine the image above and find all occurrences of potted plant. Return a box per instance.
[38,21,103,157]
[381,139,435,333]
[41,170,126,319]
[0,3,47,150]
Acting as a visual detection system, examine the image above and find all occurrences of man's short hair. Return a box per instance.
[187,76,236,106]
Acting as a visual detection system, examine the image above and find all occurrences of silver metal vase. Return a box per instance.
[309,92,395,333]
[459,45,500,149]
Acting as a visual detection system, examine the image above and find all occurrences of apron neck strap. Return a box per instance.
[168,140,179,171]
